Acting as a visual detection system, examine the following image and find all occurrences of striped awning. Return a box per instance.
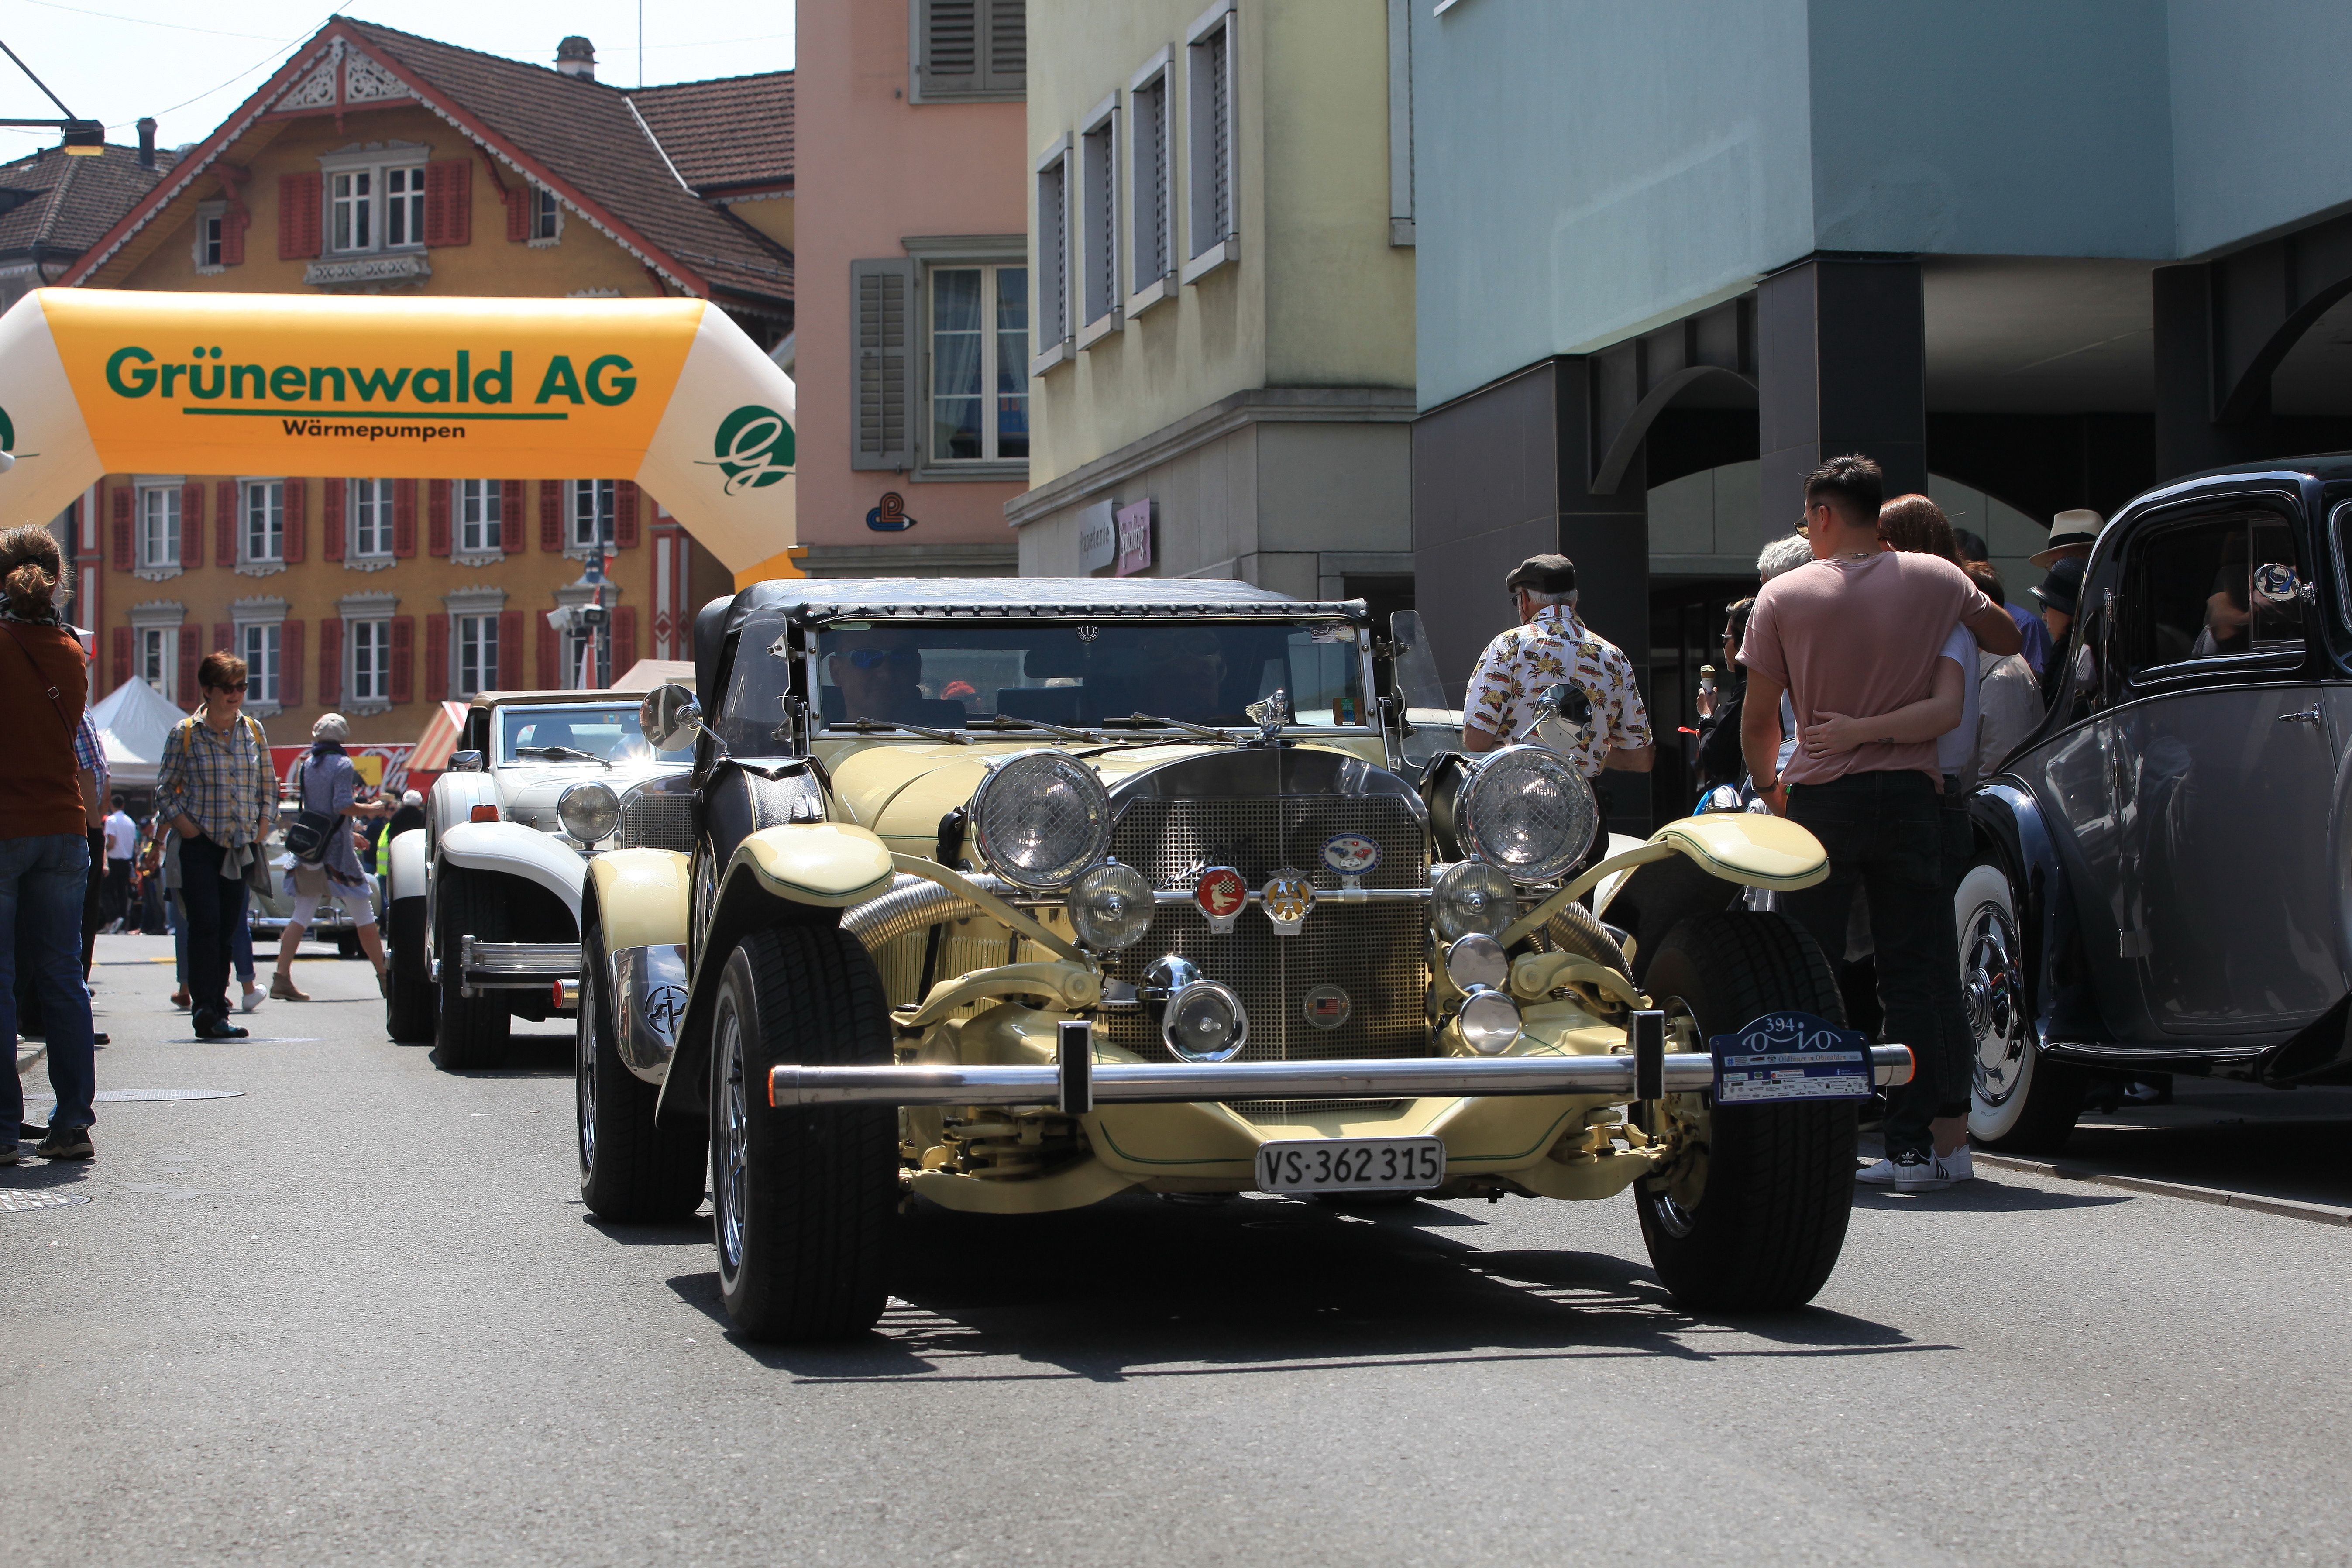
[406,701,472,774]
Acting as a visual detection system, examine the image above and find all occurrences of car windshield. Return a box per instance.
[495,703,693,766]
[802,619,1367,732]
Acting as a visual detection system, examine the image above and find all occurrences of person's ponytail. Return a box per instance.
[0,524,65,616]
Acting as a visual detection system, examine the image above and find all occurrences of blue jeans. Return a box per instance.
[172,890,254,986]
[1781,771,1972,1160]
[0,832,96,1138]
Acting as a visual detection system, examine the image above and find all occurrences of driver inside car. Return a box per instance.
[827,629,926,722]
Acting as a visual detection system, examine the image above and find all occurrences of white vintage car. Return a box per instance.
[385,691,694,1067]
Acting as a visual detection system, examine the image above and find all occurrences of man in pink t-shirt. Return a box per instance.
[1738,454,2021,1192]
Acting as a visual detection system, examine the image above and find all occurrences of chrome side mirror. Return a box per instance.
[640,682,704,752]
[447,750,484,773]
[2254,561,2317,605]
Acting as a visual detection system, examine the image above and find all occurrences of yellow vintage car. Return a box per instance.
[573,580,1909,1341]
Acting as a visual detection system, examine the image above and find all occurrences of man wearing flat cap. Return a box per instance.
[1462,554,1653,778]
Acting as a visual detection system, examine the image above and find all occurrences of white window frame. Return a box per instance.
[320,142,432,258]
[569,480,616,557]
[340,594,397,715]
[348,477,395,562]
[129,601,184,702]
[528,185,563,246]
[1030,134,1073,376]
[241,478,284,568]
[922,260,1031,471]
[456,479,504,560]
[136,482,181,571]
[1182,1,1238,283]
[1128,50,1177,313]
[236,612,285,715]
[1076,94,1121,347]
[193,200,227,274]
[454,614,498,699]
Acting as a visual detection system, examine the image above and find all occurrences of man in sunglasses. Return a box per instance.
[154,650,278,1041]
[826,629,926,724]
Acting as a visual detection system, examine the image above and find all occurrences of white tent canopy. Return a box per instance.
[89,675,188,787]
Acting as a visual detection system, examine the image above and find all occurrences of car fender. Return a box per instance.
[437,820,585,918]
[1969,781,2069,1040]
[388,827,430,905]
[1514,813,1829,970]
[730,822,897,907]
[585,848,691,951]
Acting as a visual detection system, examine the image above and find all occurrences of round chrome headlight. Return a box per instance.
[969,750,1111,891]
[1163,979,1248,1063]
[1068,860,1155,951]
[1432,860,1518,941]
[1457,744,1599,885]
[1444,933,1510,993]
[557,781,621,845]
[1458,988,1522,1055]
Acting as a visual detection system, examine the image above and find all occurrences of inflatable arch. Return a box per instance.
[0,290,793,571]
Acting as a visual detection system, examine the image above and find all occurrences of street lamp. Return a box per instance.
[0,38,105,156]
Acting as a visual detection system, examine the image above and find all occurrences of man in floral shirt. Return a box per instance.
[1462,554,1654,779]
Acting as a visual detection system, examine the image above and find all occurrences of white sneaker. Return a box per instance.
[1857,1149,1945,1190]
[1932,1144,1975,1184]
[239,987,265,1014]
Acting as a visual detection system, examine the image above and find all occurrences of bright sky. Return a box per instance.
[0,0,797,157]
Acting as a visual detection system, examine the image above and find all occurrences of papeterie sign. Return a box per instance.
[0,289,796,571]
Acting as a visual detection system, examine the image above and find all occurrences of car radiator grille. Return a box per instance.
[1097,796,1430,1119]
[618,791,695,854]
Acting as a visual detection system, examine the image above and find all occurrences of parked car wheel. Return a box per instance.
[385,896,435,1044]
[577,928,705,1223]
[709,925,897,1342]
[1634,909,1855,1312]
[1957,861,2085,1152]
[335,932,362,960]
[433,867,512,1070]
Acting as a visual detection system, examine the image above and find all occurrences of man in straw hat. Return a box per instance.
[2031,508,2105,570]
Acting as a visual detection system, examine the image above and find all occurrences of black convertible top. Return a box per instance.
[693,578,1369,700]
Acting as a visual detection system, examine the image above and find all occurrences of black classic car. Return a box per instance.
[1963,455,2352,1149]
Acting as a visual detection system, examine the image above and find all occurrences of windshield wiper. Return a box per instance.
[825,717,970,744]
[964,713,1103,743]
[1107,712,1232,741]
[515,745,611,768]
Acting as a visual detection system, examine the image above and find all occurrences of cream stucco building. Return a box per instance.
[1010,0,1415,611]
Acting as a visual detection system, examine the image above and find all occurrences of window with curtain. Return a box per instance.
[929,265,1029,463]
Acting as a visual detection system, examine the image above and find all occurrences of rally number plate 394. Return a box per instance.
[1255,1137,1444,1195]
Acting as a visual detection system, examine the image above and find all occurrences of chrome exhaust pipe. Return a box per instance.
[771,1044,1914,1109]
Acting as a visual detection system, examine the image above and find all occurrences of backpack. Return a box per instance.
[283,752,340,865]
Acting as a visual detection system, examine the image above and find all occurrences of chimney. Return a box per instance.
[136,117,157,169]
[555,36,596,79]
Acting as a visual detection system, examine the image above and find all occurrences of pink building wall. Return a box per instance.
[795,0,1030,572]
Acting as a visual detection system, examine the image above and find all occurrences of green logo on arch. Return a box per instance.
[0,404,13,451]
[703,403,792,494]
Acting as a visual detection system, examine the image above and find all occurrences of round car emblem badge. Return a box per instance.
[1302,983,1352,1031]
[1194,867,1248,934]
[1320,832,1382,880]
[1260,870,1314,936]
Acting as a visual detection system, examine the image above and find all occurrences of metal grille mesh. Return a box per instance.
[1099,795,1431,1117]
[619,791,695,853]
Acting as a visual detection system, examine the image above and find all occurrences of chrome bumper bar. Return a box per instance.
[458,937,581,992]
[771,1042,1915,1110]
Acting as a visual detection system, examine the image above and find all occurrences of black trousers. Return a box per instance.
[178,835,250,1030]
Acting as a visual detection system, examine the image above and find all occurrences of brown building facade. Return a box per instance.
[51,19,795,743]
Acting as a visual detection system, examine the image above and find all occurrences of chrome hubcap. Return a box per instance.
[1964,899,2030,1107]
[715,1008,749,1277]
[576,970,598,1175]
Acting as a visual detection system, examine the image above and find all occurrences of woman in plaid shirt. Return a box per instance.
[154,650,277,1039]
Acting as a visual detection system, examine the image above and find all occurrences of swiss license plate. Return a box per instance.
[1255,1137,1444,1195]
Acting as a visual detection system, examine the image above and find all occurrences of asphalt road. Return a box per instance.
[6,933,2352,1565]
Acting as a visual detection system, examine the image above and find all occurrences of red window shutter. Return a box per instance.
[614,480,640,549]
[497,609,522,689]
[392,479,417,558]
[322,477,345,562]
[612,607,638,676]
[282,479,306,564]
[278,172,321,260]
[536,616,558,688]
[502,480,523,549]
[424,614,449,700]
[280,619,303,710]
[110,486,131,571]
[110,627,130,689]
[505,183,529,243]
[423,159,472,247]
[428,480,452,557]
[221,204,247,266]
[181,481,204,568]
[213,623,232,667]
[538,481,563,553]
[389,616,414,705]
[177,628,200,710]
[216,480,237,567]
[317,617,341,708]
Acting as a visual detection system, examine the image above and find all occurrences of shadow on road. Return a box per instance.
[1850,1177,2132,1215]
[659,1192,1944,1382]
[429,1037,571,1076]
